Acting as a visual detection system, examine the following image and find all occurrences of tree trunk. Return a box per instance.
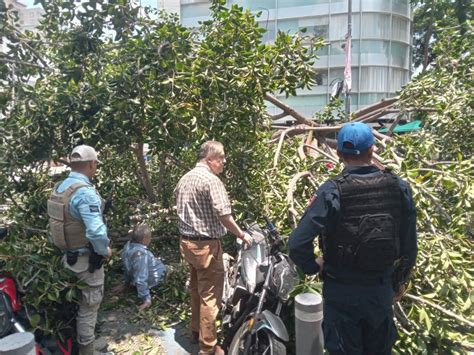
[157,154,168,207]
[132,143,157,203]
[422,22,433,71]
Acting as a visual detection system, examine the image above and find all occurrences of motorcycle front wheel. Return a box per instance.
[227,320,286,355]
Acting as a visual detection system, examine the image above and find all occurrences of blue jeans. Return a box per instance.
[322,278,397,355]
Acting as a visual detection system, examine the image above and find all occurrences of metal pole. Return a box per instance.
[0,332,36,355]
[345,0,352,119]
[295,292,324,355]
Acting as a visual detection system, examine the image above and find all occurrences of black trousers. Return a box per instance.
[322,278,397,355]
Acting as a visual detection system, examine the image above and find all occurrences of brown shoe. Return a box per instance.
[190,331,199,344]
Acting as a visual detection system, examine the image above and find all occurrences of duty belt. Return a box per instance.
[181,235,216,241]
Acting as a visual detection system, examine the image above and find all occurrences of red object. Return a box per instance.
[56,338,72,355]
[325,162,335,170]
[0,275,21,312]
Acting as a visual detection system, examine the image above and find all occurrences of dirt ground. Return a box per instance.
[97,307,166,355]
[96,304,198,355]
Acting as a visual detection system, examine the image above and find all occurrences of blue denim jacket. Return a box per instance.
[122,242,167,302]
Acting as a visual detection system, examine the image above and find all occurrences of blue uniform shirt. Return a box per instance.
[57,172,110,256]
[288,165,417,282]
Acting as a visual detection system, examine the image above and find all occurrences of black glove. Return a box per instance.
[103,196,113,215]
[392,257,408,292]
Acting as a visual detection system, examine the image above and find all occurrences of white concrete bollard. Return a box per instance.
[295,292,324,355]
[0,332,36,355]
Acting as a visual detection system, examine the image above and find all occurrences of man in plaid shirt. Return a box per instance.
[175,141,252,355]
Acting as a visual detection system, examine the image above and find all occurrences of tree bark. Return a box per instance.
[264,93,315,126]
[422,22,433,71]
[131,143,157,203]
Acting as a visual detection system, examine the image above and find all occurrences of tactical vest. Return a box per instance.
[323,170,403,272]
[47,182,92,250]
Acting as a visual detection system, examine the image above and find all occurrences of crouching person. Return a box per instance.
[117,224,167,310]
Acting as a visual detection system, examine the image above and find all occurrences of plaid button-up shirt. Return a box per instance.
[175,163,232,239]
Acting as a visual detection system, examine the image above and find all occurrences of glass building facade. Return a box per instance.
[174,0,412,117]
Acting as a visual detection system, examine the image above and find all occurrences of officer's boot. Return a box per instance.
[79,342,94,355]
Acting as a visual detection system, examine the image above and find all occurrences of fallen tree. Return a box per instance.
[0,0,472,353]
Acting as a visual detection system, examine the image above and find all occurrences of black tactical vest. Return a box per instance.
[323,169,403,272]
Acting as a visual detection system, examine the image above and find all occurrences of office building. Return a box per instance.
[166,0,412,117]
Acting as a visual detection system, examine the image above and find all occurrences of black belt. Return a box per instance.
[181,235,216,241]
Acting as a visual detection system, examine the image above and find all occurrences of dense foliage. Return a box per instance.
[411,0,472,70]
[0,0,322,339]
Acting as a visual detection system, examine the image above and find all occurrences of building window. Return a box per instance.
[359,40,390,66]
[181,3,210,19]
[361,0,391,12]
[361,13,390,40]
[392,16,410,43]
[316,45,329,56]
[279,0,329,8]
[359,93,387,105]
[393,0,409,16]
[315,72,328,86]
[259,20,275,43]
[391,42,409,68]
[300,24,329,40]
[235,0,276,11]
[360,67,389,92]
[390,68,409,92]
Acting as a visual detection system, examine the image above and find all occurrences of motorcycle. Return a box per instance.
[221,217,299,355]
[0,226,26,338]
[0,273,26,338]
[0,226,74,354]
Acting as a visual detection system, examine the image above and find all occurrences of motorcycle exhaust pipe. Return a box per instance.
[12,318,26,333]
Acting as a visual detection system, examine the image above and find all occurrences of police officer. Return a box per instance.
[47,145,111,355]
[289,122,417,354]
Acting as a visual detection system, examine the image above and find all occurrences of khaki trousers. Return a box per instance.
[64,254,104,351]
[180,238,225,354]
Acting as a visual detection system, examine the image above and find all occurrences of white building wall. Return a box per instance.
[3,0,44,33]
[176,0,412,118]
[158,0,181,16]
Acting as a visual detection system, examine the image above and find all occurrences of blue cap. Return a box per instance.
[337,122,374,155]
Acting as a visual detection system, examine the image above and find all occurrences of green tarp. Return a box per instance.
[378,120,422,133]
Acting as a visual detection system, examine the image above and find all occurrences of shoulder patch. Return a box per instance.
[306,194,317,207]
[89,205,100,213]
[83,189,100,204]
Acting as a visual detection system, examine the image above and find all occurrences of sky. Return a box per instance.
[22,0,158,8]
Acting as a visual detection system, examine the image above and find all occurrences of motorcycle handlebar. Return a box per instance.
[263,215,283,248]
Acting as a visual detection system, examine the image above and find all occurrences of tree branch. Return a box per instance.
[404,293,474,330]
[0,58,47,69]
[131,143,157,203]
[271,112,289,121]
[286,171,317,227]
[303,144,338,163]
[264,93,314,126]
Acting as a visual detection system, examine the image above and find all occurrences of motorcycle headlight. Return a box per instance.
[271,257,299,302]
